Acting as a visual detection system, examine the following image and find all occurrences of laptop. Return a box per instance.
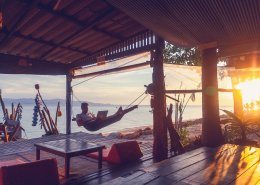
[96,110,108,120]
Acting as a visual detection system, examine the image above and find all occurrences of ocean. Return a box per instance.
[1,104,233,139]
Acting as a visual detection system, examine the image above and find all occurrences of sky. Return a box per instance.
[0,64,234,106]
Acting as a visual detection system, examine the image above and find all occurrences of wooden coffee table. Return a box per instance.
[34,138,105,178]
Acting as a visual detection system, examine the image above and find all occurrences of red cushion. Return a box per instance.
[87,148,111,160]
[87,141,143,164]
[0,159,60,185]
[108,141,143,164]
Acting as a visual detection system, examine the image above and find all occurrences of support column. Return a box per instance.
[152,36,168,161]
[202,48,224,146]
[66,74,72,135]
[231,77,243,119]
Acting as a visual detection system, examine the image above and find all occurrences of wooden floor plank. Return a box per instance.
[229,160,260,185]
[164,145,246,183]
[143,144,235,173]
[144,145,236,176]
[0,132,154,185]
[184,146,260,185]
[145,176,173,185]
[100,170,146,185]
[123,172,159,185]
[84,144,259,185]
[64,156,155,185]
[3,133,258,185]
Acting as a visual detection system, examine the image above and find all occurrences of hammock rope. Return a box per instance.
[72,54,147,88]
[70,55,150,127]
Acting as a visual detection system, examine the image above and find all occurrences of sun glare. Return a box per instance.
[236,79,260,108]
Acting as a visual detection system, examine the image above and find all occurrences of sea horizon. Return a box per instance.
[0,102,233,139]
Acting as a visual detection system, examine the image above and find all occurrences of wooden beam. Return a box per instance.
[152,36,167,161]
[92,26,123,40]
[70,30,154,68]
[198,41,218,50]
[227,53,260,69]
[0,53,67,75]
[201,48,224,147]
[218,40,260,58]
[231,77,243,119]
[1,29,90,55]
[0,0,39,47]
[165,89,238,94]
[16,0,121,41]
[66,74,72,134]
[40,7,115,59]
[73,62,149,79]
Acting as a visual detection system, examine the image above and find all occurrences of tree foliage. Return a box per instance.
[163,43,202,66]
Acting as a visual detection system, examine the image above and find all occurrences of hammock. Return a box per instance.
[77,105,138,131]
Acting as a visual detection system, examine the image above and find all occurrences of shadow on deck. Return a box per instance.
[1,133,259,185]
[0,132,154,184]
[100,144,260,185]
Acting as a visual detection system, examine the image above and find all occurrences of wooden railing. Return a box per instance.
[72,30,156,67]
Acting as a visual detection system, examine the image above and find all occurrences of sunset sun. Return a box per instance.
[236,79,260,109]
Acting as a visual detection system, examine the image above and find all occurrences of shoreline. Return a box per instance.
[102,117,260,147]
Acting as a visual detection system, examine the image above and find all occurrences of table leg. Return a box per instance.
[98,149,103,169]
[36,148,40,160]
[65,156,70,178]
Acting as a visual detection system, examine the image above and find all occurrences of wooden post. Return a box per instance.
[66,74,72,135]
[201,48,224,147]
[231,77,243,119]
[152,36,168,161]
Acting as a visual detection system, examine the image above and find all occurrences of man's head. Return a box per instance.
[81,102,89,113]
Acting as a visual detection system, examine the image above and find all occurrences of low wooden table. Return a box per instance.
[34,138,105,178]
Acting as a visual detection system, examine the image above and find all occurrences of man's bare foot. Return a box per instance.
[116,106,123,114]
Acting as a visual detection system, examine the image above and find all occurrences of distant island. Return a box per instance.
[2,98,115,107]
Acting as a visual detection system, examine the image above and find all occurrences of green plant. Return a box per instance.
[173,82,198,131]
[178,127,190,146]
[220,109,260,142]
[164,43,201,66]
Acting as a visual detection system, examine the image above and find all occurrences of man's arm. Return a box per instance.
[76,114,85,126]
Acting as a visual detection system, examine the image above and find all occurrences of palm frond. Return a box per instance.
[220,119,234,125]
[220,109,243,125]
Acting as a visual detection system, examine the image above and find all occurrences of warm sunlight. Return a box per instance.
[236,79,260,109]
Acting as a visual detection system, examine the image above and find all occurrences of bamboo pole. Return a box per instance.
[11,103,14,119]
[35,84,59,134]
[0,90,7,119]
[55,102,60,126]
[13,103,20,121]
[43,107,58,134]
[41,110,52,134]
[66,74,72,135]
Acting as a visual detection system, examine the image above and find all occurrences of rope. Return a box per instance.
[71,55,149,112]
[72,92,82,103]
[126,91,146,108]
[72,55,147,88]
[170,69,199,85]
[136,94,149,106]
[71,89,84,118]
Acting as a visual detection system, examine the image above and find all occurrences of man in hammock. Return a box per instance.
[76,102,123,126]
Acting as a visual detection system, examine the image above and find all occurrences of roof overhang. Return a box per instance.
[108,0,260,56]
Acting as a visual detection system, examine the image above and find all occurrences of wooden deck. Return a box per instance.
[99,144,260,185]
[0,132,154,184]
[1,133,259,185]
